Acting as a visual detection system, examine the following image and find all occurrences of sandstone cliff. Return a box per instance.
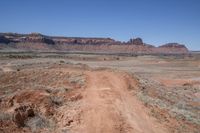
[0,33,189,54]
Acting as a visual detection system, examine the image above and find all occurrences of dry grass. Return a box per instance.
[25,115,55,132]
[0,112,12,121]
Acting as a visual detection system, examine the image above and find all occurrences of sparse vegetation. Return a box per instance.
[0,113,12,121]
[59,60,65,64]
[50,96,64,106]
[0,52,200,132]
[25,115,55,132]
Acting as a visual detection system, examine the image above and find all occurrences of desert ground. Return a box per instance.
[0,52,200,133]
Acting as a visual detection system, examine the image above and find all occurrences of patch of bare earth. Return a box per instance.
[73,70,168,133]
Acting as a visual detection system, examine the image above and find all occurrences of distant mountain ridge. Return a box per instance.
[0,32,189,53]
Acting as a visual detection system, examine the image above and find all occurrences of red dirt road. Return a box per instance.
[74,70,168,133]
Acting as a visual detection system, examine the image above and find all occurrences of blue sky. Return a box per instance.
[0,0,199,50]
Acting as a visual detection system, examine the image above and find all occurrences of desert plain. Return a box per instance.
[0,52,200,133]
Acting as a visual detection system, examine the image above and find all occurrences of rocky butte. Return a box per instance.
[0,33,189,54]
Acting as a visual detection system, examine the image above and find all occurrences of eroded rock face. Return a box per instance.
[0,33,114,45]
[159,43,187,48]
[0,35,12,44]
[158,43,189,53]
[128,38,143,45]
[0,33,189,54]
[0,33,54,45]
[52,37,115,45]
[20,33,55,45]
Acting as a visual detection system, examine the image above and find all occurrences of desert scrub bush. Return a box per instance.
[137,92,168,109]
[170,106,200,125]
[115,57,120,60]
[7,54,33,59]
[0,112,12,121]
[50,96,64,106]
[137,92,200,125]
[45,87,70,94]
[25,115,55,132]
[68,73,85,86]
[59,60,65,64]
[56,87,70,94]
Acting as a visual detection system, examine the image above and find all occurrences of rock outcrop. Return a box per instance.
[157,43,189,53]
[21,33,55,45]
[52,37,115,45]
[128,37,144,45]
[159,43,187,49]
[0,33,189,54]
[0,33,55,45]
[0,35,14,44]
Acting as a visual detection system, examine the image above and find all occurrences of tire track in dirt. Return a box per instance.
[74,70,168,133]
